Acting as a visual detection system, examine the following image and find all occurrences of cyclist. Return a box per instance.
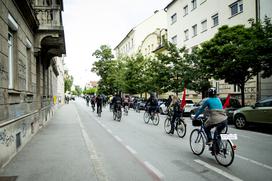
[145,93,158,115]
[86,95,90,106]
[96,94,103,115]
[123,95,129,111]
[91,96,96,111]
[168,95,182,134]
[112,93,122,113]
[194,87,227,145]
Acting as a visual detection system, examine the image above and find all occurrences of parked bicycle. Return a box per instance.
[189,115,236,167]
[164,111,186,138]
[143,108,160,126]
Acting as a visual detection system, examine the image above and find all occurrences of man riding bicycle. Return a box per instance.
[96,94,103,115]
[145,93,158,115]
[193,87,227,145]
[112,93,122,113]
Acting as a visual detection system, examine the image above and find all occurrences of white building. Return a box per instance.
[165,0,272,103]
[114,10,167,57]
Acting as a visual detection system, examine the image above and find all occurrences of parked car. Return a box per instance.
[190,97,241,123]
[183,99,195,116]
[138,100,147,110]
[233,97,272,129]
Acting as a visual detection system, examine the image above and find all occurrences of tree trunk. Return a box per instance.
[240,83,245,107]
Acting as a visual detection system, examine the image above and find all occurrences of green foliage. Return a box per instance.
[83,88,97,95]
[64,70,73,93]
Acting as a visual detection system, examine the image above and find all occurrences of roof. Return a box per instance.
[164,0,178,11]
[114,29,135,50]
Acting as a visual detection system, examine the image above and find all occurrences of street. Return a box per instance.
[1,98,272,181]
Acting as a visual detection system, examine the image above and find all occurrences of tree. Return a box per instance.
[199,25,262,106]
[183,48,211,98]
[64,70,73,93]
[249,17,272,78]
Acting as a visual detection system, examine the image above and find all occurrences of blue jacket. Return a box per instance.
[195,97,223,118]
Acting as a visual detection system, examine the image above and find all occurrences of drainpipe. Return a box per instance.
[255,0,261,101]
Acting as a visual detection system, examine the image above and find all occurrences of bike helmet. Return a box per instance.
[208,87,217,97]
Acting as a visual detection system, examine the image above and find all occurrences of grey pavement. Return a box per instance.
[0,104,98,181]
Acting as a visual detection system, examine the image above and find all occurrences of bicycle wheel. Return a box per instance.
[143,112,149,124]
[117,110,122,122]
[190,129,205,155]
[222,125,228,134]
[113,112,116,120]
[153,113,160,126]
[214,140,235,167]
[164,117,171,133]
[176,119,186,138]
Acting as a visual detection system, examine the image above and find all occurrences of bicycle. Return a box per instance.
[91,103,95,112]
[113,104,122,122]
[143,107,160,126]
[97,106,102,117]
[164,111,186,138]
[124,105,128,116]
[189,115,236,167]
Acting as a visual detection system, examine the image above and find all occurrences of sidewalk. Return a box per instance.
[0,104,98,181]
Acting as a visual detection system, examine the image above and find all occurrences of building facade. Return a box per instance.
[0,0,65,167]
[114,10,167,57]
[165,0,272,104]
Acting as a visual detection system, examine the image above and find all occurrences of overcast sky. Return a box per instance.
[63,0,171,88]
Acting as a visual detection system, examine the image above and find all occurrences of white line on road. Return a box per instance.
[194,159,243,181]
[125,145,137,155]
[107,129,113,134]
[236,154,272,170]
[101,123,106,128]
[114,136,123,143]
[144,161,165,181]
[75,109,108,181]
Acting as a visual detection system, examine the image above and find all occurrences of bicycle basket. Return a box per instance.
[192,119,202,126]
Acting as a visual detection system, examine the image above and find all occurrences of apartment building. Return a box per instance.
[114,10,167,57]
[0,0,65,167]
[165,0,272,104]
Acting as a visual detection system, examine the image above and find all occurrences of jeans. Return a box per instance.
[204,120,227,142]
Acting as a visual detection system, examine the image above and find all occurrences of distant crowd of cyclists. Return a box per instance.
[83,87,228,146]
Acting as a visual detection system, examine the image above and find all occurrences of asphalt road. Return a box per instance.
[75,98,272,181]
[1,98,271,181]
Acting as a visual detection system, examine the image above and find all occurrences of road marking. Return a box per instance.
[75,109,108,181]
[237,134,251,139]
[194,159,243,181]
[114,136,122,143]
[144,161,165,181]
[101,123,106,128]
[125,145,137,155]
[107,129,112,134]
[236,155,272,170]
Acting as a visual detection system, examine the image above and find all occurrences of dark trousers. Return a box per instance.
[171,112,180,132]
[204,120,227,142]
[97,104,102,114]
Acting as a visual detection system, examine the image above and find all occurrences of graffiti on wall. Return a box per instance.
[0,129,15,147]
[21,122,27,137]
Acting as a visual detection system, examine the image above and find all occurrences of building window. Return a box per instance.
[211,13,219,27]
[201,20,207,32]
[191,0,197,10]
[234,84,240,92]
[230,1,243,17]
[171,13,177,24]
[8,32,14,89]
[192,24,197,37]
[171,35,177,44]
[184,29,189,41]
[183,5,188,16]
